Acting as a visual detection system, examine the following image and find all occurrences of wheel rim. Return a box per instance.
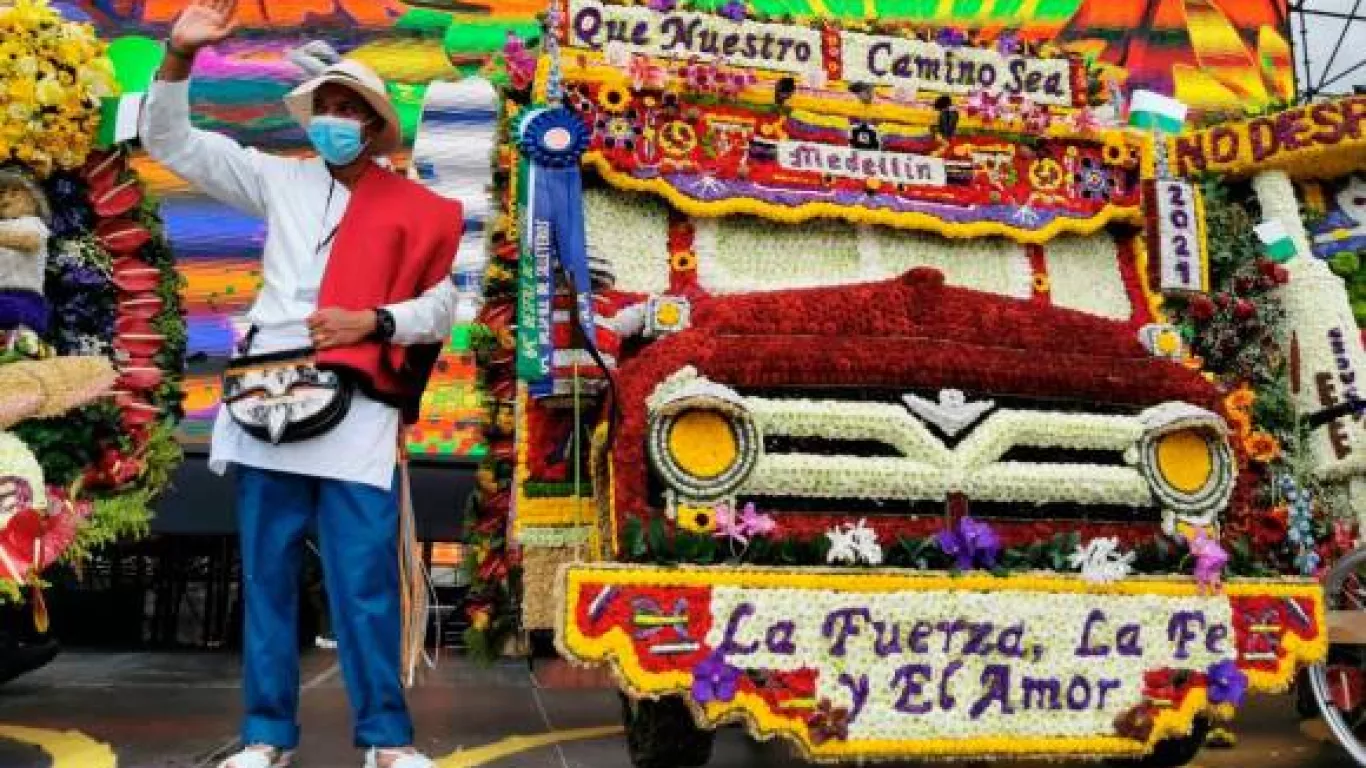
[1309,546,1366,764]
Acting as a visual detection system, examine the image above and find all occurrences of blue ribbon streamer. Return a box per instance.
[519,108,594,397]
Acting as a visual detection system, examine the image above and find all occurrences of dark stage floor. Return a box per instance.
[0,650,1358,768]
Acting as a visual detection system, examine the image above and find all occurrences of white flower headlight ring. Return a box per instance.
[647,376,761,501]
[1136,403,1235,525]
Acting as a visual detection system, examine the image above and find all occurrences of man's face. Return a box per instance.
[313,82,381,147]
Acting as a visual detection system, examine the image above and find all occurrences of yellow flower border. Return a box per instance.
[583,153,1144,244]
[556,563,1325,763]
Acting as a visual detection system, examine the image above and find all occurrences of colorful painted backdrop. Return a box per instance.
[58,0,1292,457]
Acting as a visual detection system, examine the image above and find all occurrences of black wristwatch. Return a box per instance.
[372,308,396,342]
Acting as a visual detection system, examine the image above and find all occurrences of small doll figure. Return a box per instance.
[0,170,52,337]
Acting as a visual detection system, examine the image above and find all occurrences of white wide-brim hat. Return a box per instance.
[284,59,403,155]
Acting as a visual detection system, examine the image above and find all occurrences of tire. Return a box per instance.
[1107,718,1209,768]
[1308,545,1366,765]
[620,693,716,768]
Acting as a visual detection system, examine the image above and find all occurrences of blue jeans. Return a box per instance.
[235,465,412,749]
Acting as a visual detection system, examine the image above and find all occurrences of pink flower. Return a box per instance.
[1070,109,1101,133]
[1188,529,1229,593]
[967,92,1002,123]
[714,502,777,545]
[628,55,668,90]
[739,503,776,538]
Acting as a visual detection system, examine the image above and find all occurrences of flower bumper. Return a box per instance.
[557,563,1325,763]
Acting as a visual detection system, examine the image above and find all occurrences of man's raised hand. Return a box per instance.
[170,0,239,54]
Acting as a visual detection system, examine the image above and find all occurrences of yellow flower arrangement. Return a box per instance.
[1102,136,1130,166]
[0,0,115,177]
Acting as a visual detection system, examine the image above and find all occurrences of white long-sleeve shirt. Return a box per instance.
[142,78,458,489]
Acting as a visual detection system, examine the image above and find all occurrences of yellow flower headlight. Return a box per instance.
[1137,404,1235,527]
[667,411,738,480]
[1154,430,1214,494]
[654,302,683,329]
[647,379,761,501]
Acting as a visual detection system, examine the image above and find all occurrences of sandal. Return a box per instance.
[218,745,295,768]
[363,747,434,768]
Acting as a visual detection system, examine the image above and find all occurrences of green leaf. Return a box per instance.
[625,518,648,560]
[648,514,669,560]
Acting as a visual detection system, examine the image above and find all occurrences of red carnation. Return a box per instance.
[1189,294,1217,320]
[1234,299,1257,320]
[1273,266,1290,284]
[1215,293,1232,307]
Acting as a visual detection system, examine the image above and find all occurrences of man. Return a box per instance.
[142,1,460,766]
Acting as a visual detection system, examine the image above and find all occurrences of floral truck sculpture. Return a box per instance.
[464,1,1356,765]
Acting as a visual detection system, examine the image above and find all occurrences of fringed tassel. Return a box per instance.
[398,456,440,687]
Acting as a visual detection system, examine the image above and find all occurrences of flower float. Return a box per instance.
[487,3,1340,765]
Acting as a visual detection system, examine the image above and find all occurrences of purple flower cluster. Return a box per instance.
[42,173,94,239]
[935,516,1000,571]
[45,249,115,354]
[1206,659,1248,706]
[691,652,741,705]
[719,0,746,21]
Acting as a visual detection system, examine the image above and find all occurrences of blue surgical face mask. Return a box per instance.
[307,115,369,166]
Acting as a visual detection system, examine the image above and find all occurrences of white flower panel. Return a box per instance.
[1044,234,1131,321]
[701,214,862,293]
[874,227,1030,299]
[583,187,671,294]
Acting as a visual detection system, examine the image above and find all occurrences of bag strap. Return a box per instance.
[236,325,260,356]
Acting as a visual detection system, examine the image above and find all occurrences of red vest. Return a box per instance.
[315,163,463,422]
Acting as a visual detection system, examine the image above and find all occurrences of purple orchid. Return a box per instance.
[691,652,742,705]
[648,0,678,10]
[936,516,1000,571]
[714,502,777,546]
[1206,660,1248,706]
[719,0,747,21]
[740,503,776,537]
[1188,529,1229,593]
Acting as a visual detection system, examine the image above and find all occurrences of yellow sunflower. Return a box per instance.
[1102,136,1129,166]
[670,250,698,272]
[677,504,717,534]
[597,83,632,115]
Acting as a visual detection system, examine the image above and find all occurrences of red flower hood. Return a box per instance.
[628,267,1219,410]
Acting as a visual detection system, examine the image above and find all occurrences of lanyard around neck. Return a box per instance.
[315,177,342,256]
